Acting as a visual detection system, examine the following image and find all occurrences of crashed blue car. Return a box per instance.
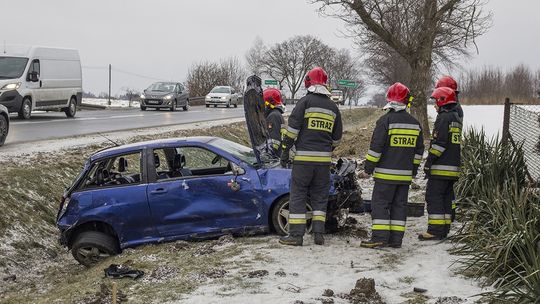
[57,76,362,266]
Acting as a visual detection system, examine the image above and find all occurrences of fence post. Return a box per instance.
[502,97,511,145]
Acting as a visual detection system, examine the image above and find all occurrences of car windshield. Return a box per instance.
[147,82,176,92]
[211,87,231,94]
[331,90,343,96]
[0,57,29,79]
[208,138,258,166]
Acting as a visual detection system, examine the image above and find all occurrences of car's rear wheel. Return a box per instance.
[64,97,77,118]
[0,114,8,146]
[183,99,189,111]
[71,231,119,267]
[271,195,313,236]
[18,98,32,119]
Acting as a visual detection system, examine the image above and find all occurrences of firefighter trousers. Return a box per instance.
[288,164,330,237]
[370,182,409,246]
[426,178,455,237]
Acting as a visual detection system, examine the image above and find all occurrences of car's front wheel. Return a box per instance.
[140,105,147,111]
[170,100,177,112]
[0,114,8,146]
[71,231,119,267]
[183,99,189,111]
[226,100,231,108]
[271,195,313,236]
[18,98,32,119]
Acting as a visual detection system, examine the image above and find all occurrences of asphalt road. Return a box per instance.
[5,105,246,145]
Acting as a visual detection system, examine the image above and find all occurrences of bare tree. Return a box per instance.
[186,57,246,97]
[363,42,412,86]
[505,64,534,100]
[259,35,334,98]
[120,87,140,107]
[245,36,267,76]
[315,0,491,136]
[326,48,366,103]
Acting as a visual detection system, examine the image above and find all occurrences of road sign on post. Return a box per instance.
[265,79,278,85]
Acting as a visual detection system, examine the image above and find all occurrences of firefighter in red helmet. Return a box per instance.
[263,88,285,156]
[279,67,343,246]
[419,87,462,241]
[361,82,424,248]
[435,76,463,222]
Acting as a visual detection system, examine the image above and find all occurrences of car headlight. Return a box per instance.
[164,94,173,100]
[140,94,145,99]
[1,82,21,91]
[221,96,227,100]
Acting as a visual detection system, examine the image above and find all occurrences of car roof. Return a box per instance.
[90,136,217,160]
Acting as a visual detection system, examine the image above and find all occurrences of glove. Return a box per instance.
[364,161,375,175]
[423,166,430,178]
[280,159,288,168]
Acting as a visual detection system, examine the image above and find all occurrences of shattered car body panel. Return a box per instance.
[56,77,363,264]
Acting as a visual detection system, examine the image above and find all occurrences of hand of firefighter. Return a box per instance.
[363,160,374,175]
[280,153,289,168]
[423,166,430,178]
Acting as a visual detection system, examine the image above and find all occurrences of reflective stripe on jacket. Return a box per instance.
[426,107,462,180]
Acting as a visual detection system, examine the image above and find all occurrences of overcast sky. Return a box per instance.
[2,0,539,96]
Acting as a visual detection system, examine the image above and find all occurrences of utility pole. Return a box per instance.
[108,64,112,106]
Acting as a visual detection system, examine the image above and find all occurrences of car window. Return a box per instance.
[80,152,142,189]
[210,87,231,94]
[152,146,233,181]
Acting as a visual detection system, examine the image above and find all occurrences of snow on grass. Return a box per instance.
[82,97,140,108]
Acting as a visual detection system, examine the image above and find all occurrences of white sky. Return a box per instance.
[2,0,539,95]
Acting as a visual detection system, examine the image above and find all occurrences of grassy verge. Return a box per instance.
[0,107,381,303]
[451,129,540,303]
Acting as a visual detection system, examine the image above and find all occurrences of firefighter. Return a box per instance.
[279,67,343,246]
[263,88,286,157]
[435,76,463,221]
[419,87,462,241]
[361,82,425,249]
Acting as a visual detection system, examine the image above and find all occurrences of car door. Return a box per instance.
[26,59,43,105]
[147,145,264,239]
[81,151,155,244]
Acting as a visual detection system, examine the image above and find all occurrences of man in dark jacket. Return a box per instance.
[361,83,425,249]
[263,88,286,157]
[279,67,343,246]
[419,87,462,241]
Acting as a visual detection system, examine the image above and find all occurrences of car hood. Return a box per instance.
[144,91,172,97]
[207,93,230,98]
[243,75,279,166]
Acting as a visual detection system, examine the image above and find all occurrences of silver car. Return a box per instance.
[205,86,240,108]
[0,104,9,146]
[140,82,189,111]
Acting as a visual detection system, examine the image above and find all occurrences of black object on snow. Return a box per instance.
[104,264,144,279]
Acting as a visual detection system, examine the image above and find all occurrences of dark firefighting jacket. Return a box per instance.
[426,106,462,180]
[265,107,285,155]
[281,92,342,165]
[364,109,425,185]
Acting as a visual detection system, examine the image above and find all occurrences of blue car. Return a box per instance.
[56,76,361,266]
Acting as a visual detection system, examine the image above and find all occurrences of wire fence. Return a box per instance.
[506,99,540,182]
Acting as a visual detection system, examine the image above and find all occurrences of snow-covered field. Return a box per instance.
[428,105,504,138]
[82,97,140,108]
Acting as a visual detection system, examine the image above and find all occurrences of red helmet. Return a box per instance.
[304,67,328,88]
[263,88,283,107]
[386,82,411,104]
[435,76,458,92]
[431,87,457,107]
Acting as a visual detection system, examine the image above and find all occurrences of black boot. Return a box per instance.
[279,235,303,246]
[314,233,324,245]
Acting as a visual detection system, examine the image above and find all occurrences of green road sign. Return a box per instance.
[265,79,278,85]
[337,79,357,88]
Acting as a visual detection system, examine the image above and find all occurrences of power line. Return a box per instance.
[81,65,170,81]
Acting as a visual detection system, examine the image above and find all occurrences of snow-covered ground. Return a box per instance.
[428,105,504,138]
[82,97,140,108]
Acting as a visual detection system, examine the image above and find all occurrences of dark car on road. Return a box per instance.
[56,78,362,266]
[140,82,189,111]
[0,104,9,146]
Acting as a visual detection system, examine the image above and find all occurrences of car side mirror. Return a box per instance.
[231,163,245,176]
[29,71,39,82]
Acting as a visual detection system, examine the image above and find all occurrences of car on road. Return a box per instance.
[0,104,9,146]
[140,82,189,111]
[0,45,82,119]
[205,86,240,108]
[331,89,344,105]
[56,78,362,266]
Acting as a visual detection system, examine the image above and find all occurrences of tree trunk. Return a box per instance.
[409,57,432,139]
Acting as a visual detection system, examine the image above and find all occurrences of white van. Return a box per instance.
[0,46,82,119]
